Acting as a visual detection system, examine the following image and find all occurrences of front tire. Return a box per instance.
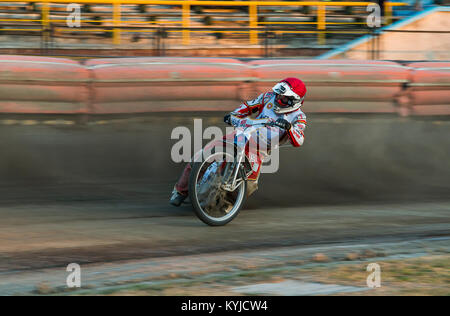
[189,151,247,226]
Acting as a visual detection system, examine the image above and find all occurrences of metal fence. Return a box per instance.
[0,0,407,45]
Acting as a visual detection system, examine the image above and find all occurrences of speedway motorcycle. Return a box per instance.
[188,118,282,226]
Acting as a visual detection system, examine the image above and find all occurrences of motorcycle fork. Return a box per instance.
[222,149,245,192]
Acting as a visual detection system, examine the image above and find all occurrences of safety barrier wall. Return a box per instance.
[85,58,255,113]
[0,55,90,113]
[249,59,410,113]
[407,62,450,116]
[0,55,449,115]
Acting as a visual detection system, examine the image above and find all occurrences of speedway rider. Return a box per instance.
[170,77,307,206]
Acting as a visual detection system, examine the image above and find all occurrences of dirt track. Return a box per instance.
[0,114,449,294]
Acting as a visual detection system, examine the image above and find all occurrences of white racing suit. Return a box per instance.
[174,91,307,196]
[229,91,307,147]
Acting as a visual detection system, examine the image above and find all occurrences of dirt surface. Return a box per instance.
[0,114,449,295]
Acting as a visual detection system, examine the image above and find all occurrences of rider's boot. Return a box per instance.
[170,188,187,207]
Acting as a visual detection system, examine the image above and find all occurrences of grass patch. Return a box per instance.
[73,255,449,296]
[302,255,450,296]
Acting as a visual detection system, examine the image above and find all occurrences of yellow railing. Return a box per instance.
[0,0,407,45]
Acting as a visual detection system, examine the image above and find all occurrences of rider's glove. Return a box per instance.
[272,118,292,131]
[224,114,232,126]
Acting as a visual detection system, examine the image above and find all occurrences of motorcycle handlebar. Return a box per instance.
[243,121,275,129]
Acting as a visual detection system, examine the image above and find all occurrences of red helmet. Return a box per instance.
[272,78,307,114]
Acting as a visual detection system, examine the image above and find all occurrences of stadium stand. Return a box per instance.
[0,1,430,57]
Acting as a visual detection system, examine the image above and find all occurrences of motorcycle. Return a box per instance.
[188,118,281,226]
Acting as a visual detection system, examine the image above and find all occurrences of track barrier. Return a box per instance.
[0,55,448,115]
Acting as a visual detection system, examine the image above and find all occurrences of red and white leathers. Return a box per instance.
[174,91,307,196]
[230,91,307,148]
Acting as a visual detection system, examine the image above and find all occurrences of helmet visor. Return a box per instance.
[277,94,303,107]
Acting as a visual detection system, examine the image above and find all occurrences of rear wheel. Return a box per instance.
[189,151,247,226]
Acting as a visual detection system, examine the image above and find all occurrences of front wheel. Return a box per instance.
[189,151,247,226]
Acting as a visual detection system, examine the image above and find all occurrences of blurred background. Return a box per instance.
[0,0,448,59]
[0,0,449,296]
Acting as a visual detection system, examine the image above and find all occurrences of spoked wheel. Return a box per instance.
[189,151,247,226]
